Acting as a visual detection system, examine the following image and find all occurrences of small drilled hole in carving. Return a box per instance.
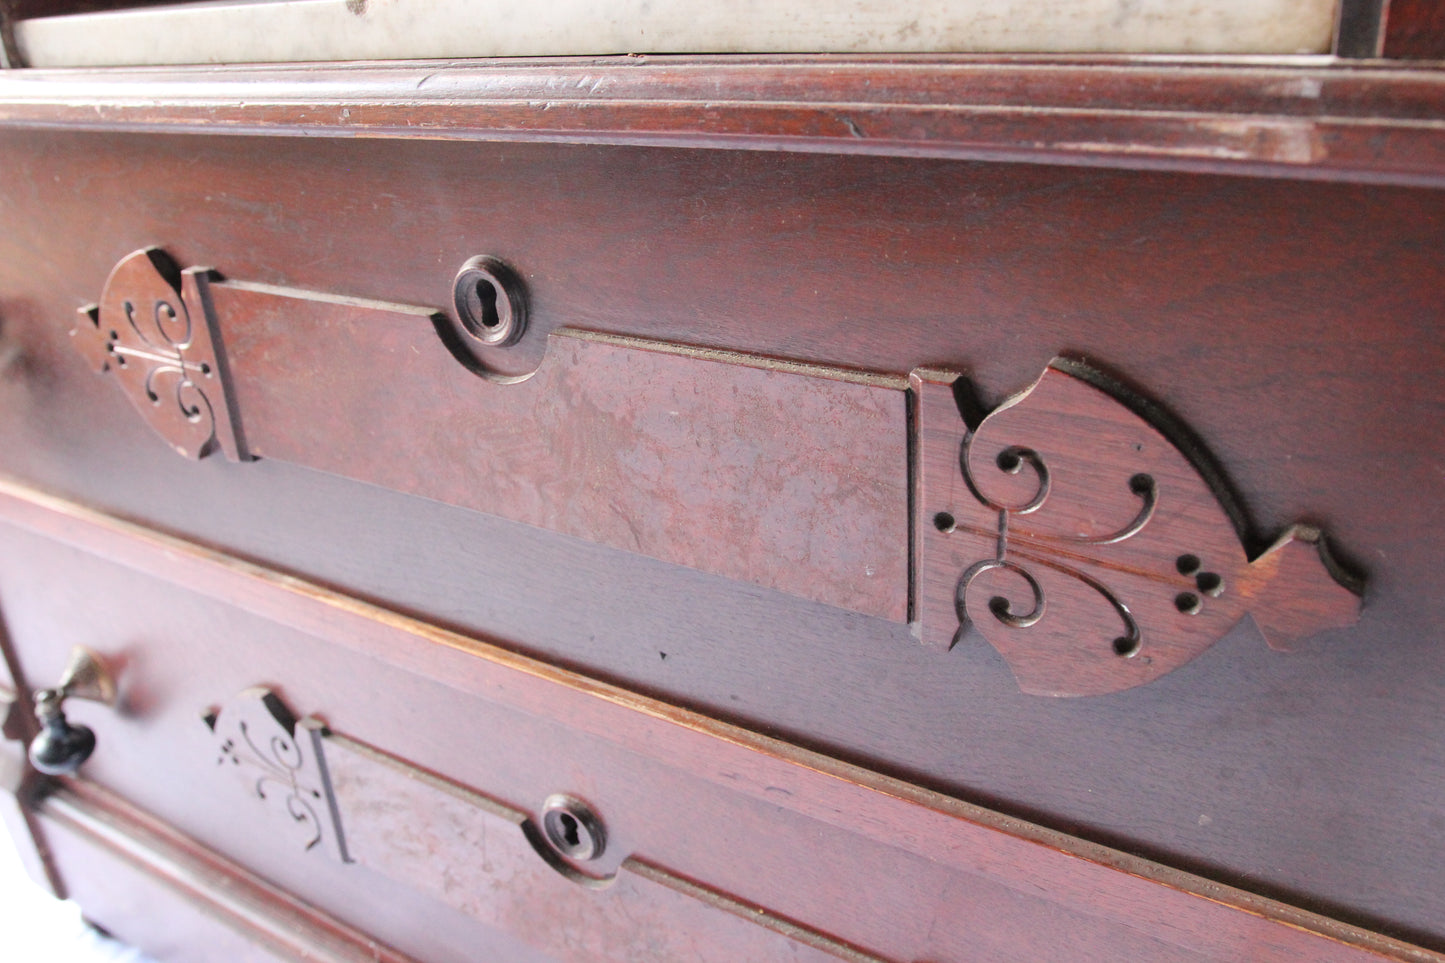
[199,362,212,376]
[1176,554,1201,576]
[1129,473,1154,494]
[1175,592,1202,615]
[933,511,956,533]
[115,356,127,368]
[996,450,1022,473]
[467,278,501,329]
[107,330,119,341]
[1196,572,1224,597]
[1113,636,1141,658]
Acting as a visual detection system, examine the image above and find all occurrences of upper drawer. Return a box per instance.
[0,123,1441,949]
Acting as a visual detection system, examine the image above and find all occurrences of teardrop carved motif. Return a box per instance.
[71,248,248,462]
[203,687,349,861]
[912,359,1363,697]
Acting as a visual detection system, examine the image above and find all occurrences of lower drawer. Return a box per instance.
[35,784,390,963]
[0,478,1432,963]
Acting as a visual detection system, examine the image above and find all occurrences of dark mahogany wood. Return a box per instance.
[77,247,910,618]
[1382,0,1445,59]
[36,780,420,963]
[912,360,1360,695]
[6,58,1445,186]
[3,0,177,19]
[0,480,1436,962]
[0,124,1442,949]
[0,595,63,898]
[76,247,1363,651]
[72,248,248,462]
[321,727,876,962]
[0,51,1443,958]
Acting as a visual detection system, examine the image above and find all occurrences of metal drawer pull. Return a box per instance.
[28,646,116,776]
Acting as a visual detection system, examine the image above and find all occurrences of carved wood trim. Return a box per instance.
[71,248,248,462]
[73,251,1365,692]
[202,687,348,863]
[4,60,1445,187]
[0,484,1416,960]
[72,248,910,622]
[912,359,1363,697]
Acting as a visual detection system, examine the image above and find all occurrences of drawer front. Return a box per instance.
[0,107,1441,952]
[0,481,1431,962]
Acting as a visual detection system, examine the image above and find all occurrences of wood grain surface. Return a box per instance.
[0,479,1435,962]
[4,59,1445,185]
[0,124,1441,952]
[1382,0,1445,59]
[912,362,1361,695]
[36,780,421,963]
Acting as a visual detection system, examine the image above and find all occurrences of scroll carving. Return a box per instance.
[71,248,248,461]
[202,687,348,861]
[912,359,1363,697]
[67,249,1362,691]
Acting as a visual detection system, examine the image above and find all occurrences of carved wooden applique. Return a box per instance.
[203,687,349,861]
[71,251,1362,695]
[912,360,1363,697]
[71,248,249,462]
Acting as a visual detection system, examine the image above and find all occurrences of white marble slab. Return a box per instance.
[16,0,1337,68]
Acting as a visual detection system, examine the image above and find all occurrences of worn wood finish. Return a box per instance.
[77,243,1364,649]
[217,298,911,620]
[0,482,1437,962]
[321,727,877,962]
[0,126,1443,948]
[203,688,348,863]
[35,779,419,963]
[78,247,911,619]
[40,771,559,962]
[7,59,1445,186]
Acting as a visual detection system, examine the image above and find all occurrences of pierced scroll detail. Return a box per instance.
[203,687,348,861]
[71,248,248,461]
[913,359,1363,697]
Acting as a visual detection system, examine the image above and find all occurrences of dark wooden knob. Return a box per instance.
[28,693,97,776]
[26,647,115,776]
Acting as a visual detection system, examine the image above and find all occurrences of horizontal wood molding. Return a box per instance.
[2,58,1445,186]
[36,778,418,963]
[0,475,1437,962]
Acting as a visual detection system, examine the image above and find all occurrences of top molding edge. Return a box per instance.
[1,56,1444,187]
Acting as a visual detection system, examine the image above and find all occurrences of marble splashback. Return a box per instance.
[16,0,1336,67]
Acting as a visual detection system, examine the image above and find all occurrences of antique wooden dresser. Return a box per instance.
[0,1,1442,960]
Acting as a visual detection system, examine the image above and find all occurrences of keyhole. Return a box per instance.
[450,254,527,348]
[558,812,580,849]
[539,794,605,863]
[467,278,500,329]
